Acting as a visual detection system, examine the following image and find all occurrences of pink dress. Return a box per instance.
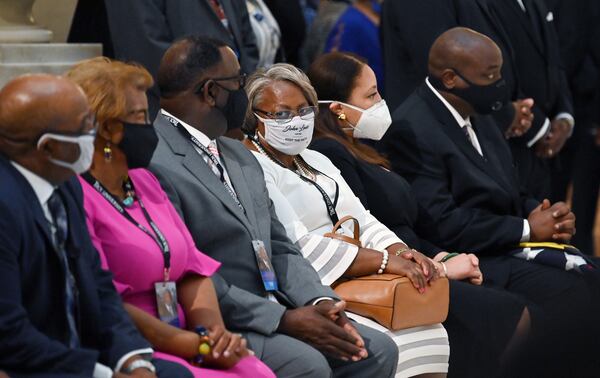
[80,169,275,378]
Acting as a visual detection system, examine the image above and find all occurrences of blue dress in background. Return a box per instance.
[324,6,384,94]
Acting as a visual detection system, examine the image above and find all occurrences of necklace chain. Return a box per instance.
[250,137,316,180]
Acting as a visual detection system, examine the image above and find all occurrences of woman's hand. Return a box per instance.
[202,324,251,369]
[395,248,439,281]
[385,255,429,293]
[434,253,483,285]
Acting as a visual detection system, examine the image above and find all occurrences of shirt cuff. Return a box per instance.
[93,363,113,378]
[114,348,154,373]
[521,219,531,242]
[527,117,551,147]
[555,112,575,136]
[312,297,336,305]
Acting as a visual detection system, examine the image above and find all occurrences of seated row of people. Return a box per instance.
[0,27,598,377]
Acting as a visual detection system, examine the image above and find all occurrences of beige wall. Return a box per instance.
[33,0,78,42]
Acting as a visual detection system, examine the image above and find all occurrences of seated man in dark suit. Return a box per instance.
[0,74,190,378]
[378,27,600,373]
[149,36,398,377]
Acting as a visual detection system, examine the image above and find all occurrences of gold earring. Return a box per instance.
[104,142,112,162]
[338,113,346,120]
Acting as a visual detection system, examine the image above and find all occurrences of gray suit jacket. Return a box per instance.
[149,114,337,343]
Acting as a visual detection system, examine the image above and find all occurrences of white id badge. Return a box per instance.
[252,240,279,291]
[154,281,180,326]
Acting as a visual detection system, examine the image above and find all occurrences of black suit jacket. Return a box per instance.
[70,0,259,117]
[0,156,149,375]
[378,83,539,255]
[380,0,569,146]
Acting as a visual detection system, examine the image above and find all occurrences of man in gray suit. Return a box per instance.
[149,36,398,377]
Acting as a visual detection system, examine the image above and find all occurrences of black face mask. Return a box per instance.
[119,122,159,168]
[217,86,249,131]
[430,70,509,114]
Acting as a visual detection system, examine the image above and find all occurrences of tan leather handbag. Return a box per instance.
[325,216,450,330]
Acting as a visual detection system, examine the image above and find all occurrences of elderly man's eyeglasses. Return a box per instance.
[253,106,318,124]
[194,74,247,94]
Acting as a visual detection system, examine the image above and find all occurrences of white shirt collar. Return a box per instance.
[10,161,55,207]
[161,109,212,147]
[425,77,472,128]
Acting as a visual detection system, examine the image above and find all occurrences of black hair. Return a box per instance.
[157,35,228,98]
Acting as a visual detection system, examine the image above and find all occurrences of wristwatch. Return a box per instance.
[122,359,156,374]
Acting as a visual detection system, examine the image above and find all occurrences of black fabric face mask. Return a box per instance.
[119,122,159,169]
[430,70,509,114]
[217,86,249,131]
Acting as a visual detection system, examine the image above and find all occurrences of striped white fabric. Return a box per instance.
[252,148,449,376]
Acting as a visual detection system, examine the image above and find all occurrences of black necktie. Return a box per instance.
[47,191,80,348]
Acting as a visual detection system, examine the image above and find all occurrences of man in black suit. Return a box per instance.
[544,0,600,252]
[69,0,259,118]
[378,28,600,371]
[0,75,190,377]
[381,0,573,199]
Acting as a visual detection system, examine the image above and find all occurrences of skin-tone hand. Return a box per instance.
[433,253,483,285]
[528,199,576,242]
[277,300,367,361]
[394,247,439,282]
[506,98,534,138]
[535,118,571,158]
[200,324,251,369]
[386,254,429,293]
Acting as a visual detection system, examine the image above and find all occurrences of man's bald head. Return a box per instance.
[428,27,502,78]
[0,74,89,142]
[0,74,94,185]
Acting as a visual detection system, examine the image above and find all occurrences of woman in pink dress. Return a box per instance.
[67,57,274,378]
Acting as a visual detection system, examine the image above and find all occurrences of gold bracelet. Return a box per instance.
[394,247,411,256]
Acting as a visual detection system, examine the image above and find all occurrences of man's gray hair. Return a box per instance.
[242,63,318,135]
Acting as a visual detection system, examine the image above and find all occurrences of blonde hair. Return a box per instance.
[65,57,153,124]
[243,63,318,135]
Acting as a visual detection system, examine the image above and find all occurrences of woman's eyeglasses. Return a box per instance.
[254,106,318,124]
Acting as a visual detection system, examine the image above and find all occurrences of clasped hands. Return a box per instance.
[528,199,576,242]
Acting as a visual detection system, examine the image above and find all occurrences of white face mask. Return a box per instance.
[37,132,96,174]
[319,99,392,140]
[255,113,315,155]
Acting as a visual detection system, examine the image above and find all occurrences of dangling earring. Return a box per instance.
[338,113,346,120]
[104,142,112,162]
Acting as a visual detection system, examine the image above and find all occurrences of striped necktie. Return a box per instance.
[47,191,80,348]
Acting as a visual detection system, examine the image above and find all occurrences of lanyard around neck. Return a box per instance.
[82,173,172,280]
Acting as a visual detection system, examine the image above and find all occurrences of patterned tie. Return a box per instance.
[462,121,483,156]
[47,191,80,348]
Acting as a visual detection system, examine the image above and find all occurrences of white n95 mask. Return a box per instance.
[319,99,392,140]
[255,113,315,155]
[37,132,95,174]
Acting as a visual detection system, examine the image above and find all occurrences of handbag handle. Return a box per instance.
[324,215,362,247]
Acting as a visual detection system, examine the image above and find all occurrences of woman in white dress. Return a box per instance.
[241,63,450,378]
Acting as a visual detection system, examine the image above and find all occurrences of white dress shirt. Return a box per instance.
[161,109,236,191]
[425,78,531,242]
[10,162,153,378]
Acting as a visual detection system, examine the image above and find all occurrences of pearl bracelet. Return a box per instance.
[377,250,389,274]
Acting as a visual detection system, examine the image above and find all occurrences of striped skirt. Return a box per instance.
[347,313,449,377]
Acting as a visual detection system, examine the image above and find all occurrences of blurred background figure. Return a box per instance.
[324,0,384,93]
[246,0,281,68]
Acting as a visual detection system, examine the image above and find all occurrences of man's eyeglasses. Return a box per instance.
[254,106,318,124]
[194,73,247,94]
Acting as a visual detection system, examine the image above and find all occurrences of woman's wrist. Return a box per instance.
[433,251,449,262]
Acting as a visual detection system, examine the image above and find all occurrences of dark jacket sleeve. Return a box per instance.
[383,123,524,254]
[0,201,98,374]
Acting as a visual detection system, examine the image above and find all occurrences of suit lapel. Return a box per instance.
[155,115,254,233]
[219,0,242,49]
[218,142,260,230]
[418,84,514,194]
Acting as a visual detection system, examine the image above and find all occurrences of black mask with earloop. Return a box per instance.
[429,69,509,114]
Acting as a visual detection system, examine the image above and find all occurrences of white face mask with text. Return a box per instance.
[256,113,315,155]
